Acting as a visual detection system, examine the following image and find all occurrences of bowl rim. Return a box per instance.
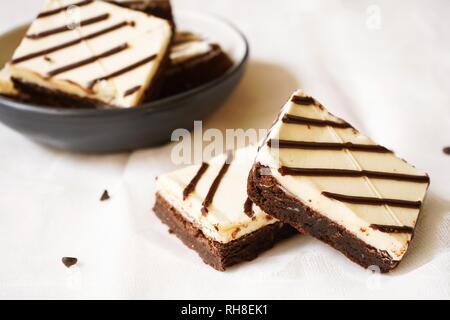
[0,10,250,118]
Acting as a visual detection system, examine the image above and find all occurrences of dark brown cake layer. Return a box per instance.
[247,163,401,273]
[12,78,107,108]
[157,44,234,99]
[153,193,297,271]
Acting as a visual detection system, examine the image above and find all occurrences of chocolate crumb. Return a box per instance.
[100,190,110,201]
[44,56,53,63]
[443,147,450,155]
[62,257,78,268]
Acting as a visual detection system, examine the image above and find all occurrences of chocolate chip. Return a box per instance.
[443,147,450,155]
[62,257,78,268]
[100,190,110,201]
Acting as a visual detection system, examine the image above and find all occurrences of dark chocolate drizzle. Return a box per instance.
[201,151,234,216]
[370,224,414,234]
[88,54,157,89]
[124,85,142,97]
[183,162,209,200]
[322,191,422,209]
[47,43,129,76]
[268,139,392,153]
[291,95,316,105]
[12,21,132,64]
[278,167,430,183]
[27,13,110,39]
[282,114,352,128]
[37,0,94,19]
[244,197,255,218]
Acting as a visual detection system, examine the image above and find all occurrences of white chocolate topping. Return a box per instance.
[170,32,214,65]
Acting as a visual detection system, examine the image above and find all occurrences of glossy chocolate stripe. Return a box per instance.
[183,162,209,200]
[322,191,422,209]
[27,14,110,40]
[268,139,392,153]
[282,114,352,128]
[123,85,142,97]
[370,224,414,234]
[37,0,94,18]
[291,95,316,105]
[88,54,157,89]
[201,151,233,216]
[278,167,430,183]
[48,43,129,76]
[244,197,254,218]
[12,21,132,64]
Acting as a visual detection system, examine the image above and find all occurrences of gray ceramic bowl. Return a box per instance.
[0,11,249,153]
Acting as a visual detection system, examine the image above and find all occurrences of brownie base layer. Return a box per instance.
[153,193,297,271]
[247,163,400,273]
[12,78,108,109]
[157,44,234,99]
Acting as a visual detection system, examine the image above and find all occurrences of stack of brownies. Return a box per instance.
[155,90,430,272]
[0,0,233,108]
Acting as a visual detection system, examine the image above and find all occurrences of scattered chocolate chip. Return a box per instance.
[443,147,450,155]
[62,257,78,268]
[100,190,110,201]
[44,56,53,63]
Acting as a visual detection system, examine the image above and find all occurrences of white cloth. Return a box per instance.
[0,0,449,299]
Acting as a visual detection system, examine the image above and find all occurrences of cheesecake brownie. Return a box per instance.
[154,146,297,271]
[106,0,174,23]
[248,90,430,272]
[157,31,233,98]
[5,0,172,108]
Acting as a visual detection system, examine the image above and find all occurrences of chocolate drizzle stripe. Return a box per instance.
[88,54,157,89]
[370,224,414,234]
[183,162,209,200]
[11,21,132,64]
[283,114,352,128]
[279,167,430,183]
[47,43,129,76]
[322,191,422,209]
[201,151,234,216]
[244,197,255,218]
[27,13,110,39]
[268,139,392,153]
[37,0,94,19]
[291,95,316,105]
[124,85,142,97]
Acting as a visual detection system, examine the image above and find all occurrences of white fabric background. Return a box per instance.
[0,0,449,299]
